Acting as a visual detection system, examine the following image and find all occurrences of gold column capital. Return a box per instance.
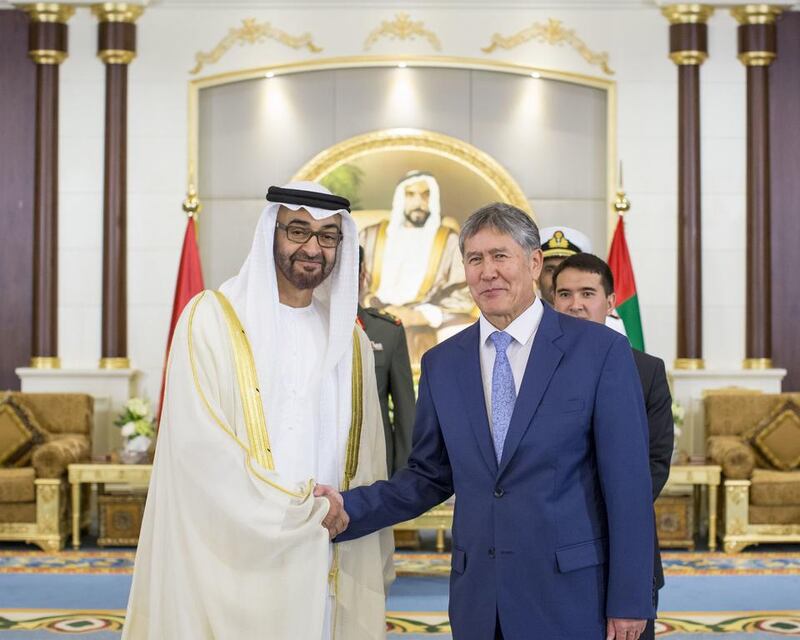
[30,356,61,369]
[743,357,773,369]
[98,50,136,64]
[738,51,776,65]
[661,4,715,24]
[670,51,708,65]
[19,3,75,23]
[674,358,706,370]
[99,357,131,369]
[29,50,67,64]
[90,3,144,23]
[731,5,783,25]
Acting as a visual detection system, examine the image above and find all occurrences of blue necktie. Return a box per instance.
[490,331,516,463]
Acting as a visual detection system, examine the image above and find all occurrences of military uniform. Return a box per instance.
[357,306,415,477]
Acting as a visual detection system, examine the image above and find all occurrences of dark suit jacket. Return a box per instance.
[632,349,674,591]
[340,305,655,639]
[357,306,415,477]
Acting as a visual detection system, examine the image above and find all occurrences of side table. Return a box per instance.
[663,464,722,550]
[67,464,152,549]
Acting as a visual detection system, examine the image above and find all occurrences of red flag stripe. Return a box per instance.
[607,216,637,305]
[157,217,205,420]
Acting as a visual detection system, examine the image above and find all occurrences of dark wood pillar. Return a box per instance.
[733,5,782,370]
[662,4,713,370]
[21,4,74,369]
[92,3,143,370]
[769,11,800,390]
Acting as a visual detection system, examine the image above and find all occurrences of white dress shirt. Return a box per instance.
[478,297,544,432]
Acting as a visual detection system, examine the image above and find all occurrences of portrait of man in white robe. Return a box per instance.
[359,171,475,370]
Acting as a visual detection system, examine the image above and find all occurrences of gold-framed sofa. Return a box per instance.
[0,392,92,551]
[705,392,800,553]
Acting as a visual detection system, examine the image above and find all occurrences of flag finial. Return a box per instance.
[182,185,202,218]
[613,189,630,216]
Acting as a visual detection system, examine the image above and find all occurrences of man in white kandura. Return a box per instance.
[123,182,393,640]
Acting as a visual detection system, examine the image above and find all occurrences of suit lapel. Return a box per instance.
[455,323,498,475]
[497,305,564,478]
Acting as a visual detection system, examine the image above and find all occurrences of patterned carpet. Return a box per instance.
[1,549,799,636]
[3,550,800,576]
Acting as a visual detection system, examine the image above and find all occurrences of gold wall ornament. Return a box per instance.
[481,18,614,76]
[190,18,323,75]
[291,128,532,217]
[363,12,442,52]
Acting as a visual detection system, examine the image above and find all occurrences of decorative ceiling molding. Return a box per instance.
[482,18,614,76]
[363,12,442,51]
[190,18,322,75]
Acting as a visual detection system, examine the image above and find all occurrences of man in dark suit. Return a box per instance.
[318,203,655,640]
[357,246,415,476]
[552,252,674,640]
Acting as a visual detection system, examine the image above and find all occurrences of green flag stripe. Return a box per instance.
[618,294,645,352]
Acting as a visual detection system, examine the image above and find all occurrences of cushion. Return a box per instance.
[32,434,91,479]
[0,396,48,467]
[706,436,755,479]
[0,467,36,502]
[3,392,92,436]
[750,400,800,471]
[750,469,800,507]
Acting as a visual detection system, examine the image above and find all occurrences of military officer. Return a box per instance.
[358,246,415,477]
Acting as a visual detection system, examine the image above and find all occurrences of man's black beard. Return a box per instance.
[274,245,335,290]
[404,208,431,228]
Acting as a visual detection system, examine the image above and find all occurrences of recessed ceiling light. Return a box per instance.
[530,72,541,79]
[398,62,407,68]
[265,71,275,79]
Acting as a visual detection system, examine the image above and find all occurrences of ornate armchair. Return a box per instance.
[0,392,92,551]
[705,392,800,553]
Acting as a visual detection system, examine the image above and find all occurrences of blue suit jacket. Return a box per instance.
[340,304,655,639]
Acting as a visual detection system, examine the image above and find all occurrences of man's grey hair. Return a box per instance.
[459,202,541,255]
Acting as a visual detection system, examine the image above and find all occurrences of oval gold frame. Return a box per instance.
[291,127,534,217]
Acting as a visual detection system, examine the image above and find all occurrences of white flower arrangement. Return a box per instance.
[115,397,155,462]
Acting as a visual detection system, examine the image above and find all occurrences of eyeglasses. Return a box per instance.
[275,222,343,248]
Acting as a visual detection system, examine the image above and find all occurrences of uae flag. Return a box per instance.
[157,216,205,419]
[607,215,645,351]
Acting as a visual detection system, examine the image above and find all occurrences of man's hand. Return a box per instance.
[313,484,349,540]
[606,618,646,640]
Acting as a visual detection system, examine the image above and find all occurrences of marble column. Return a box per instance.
[92,3,143,369]
[662,4,714,371]
[21,3,75,369]
[732,5,782,370]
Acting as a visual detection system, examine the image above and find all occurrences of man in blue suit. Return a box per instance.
[318,203,655,639]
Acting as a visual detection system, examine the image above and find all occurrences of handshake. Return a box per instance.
[314,484,350,539]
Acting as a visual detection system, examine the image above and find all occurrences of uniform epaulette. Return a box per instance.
[365,307,402,326]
